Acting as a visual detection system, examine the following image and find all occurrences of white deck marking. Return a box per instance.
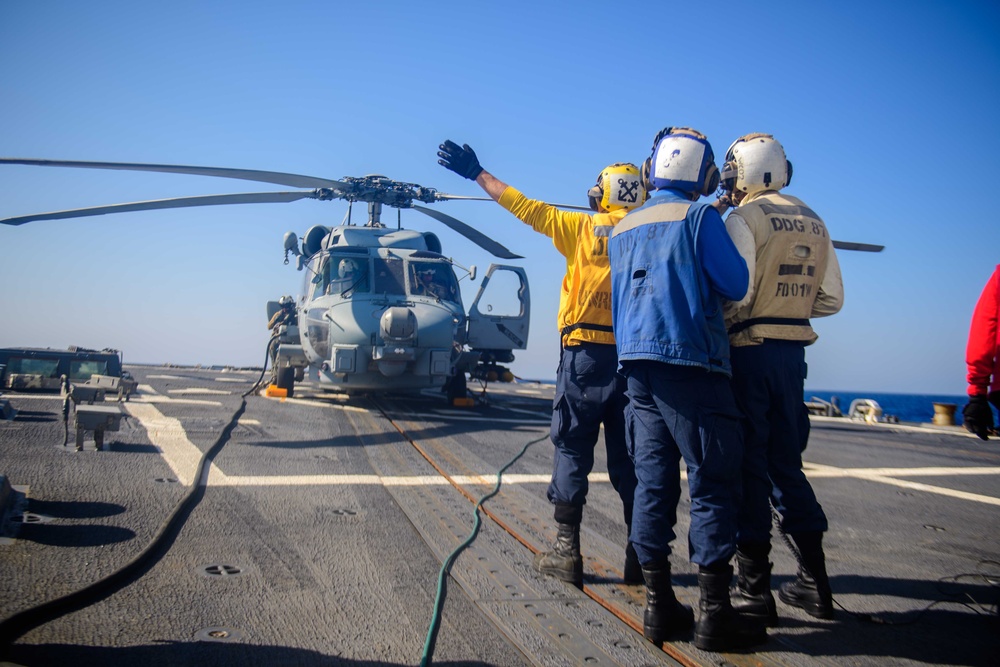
[130,396,223,406]
[124,402,226,486]
[167,388,232,395]
[805,463,1000,506]
[146,374,187,380]
[123,403,999,506]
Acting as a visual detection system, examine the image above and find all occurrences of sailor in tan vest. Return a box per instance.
[716,134,844,624]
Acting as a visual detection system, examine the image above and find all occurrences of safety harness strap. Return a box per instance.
[728,317,810,335]
[560,322,615,336]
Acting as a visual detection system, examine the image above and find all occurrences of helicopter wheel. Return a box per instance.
[445,372,468,402]
[276,366,295,398]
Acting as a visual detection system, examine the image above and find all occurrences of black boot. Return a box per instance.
[779,531,833,619]
[733,543,778,627]
[533,522,583,588]
[624,542,642,585]
[641,560,694,645]
[694,564,768,652]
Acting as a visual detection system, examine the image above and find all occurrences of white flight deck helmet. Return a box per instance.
[278,295,294,307]
[720,133,793,199]
[338,258,358,279]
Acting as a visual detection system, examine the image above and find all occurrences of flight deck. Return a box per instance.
[0,366,996,666]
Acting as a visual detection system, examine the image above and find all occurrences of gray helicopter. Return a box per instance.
[0,159,538,398]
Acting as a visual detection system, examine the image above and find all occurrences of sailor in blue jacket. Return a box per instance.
[609,127,763,652]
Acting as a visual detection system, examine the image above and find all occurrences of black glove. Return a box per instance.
[437,140,483,180]
[962,394,994,440]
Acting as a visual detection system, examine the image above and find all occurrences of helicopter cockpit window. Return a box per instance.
[373,257,406,295]
[409,262,459,302]
[328,256,370,296]
[310,256,329,299]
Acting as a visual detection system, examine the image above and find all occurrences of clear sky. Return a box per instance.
[1,0,997,395]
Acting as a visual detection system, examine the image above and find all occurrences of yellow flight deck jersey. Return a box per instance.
[498,186,625,347]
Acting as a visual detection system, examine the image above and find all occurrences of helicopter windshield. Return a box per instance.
[328,255,370,296]
[373,257,406,295]
[309,254,370,298]
[409,261,459,302]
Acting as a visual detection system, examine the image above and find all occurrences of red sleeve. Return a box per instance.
[966,265,1000,396]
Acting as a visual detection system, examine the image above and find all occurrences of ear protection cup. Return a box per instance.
[785,160,793,187]
[588,188,601,212]
[701,162,720,196]
[720,159,737,193]
[641,157,652,192]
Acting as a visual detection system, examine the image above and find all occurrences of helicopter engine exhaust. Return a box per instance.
[374,307,417,377]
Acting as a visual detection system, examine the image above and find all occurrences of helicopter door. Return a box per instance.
[467,265,530,351]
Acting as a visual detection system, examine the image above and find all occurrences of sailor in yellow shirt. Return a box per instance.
[438,140,644,588]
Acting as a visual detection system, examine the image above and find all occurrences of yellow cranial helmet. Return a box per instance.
[588,162,646,212]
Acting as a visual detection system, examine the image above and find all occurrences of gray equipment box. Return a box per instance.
[73,404,124,451]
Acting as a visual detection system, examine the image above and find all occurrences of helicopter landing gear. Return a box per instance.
[276,365,295,398]
[444,372,468,404]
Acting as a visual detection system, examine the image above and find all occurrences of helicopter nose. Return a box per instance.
[374,307,417,377]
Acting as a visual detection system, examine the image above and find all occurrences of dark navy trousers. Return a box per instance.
[730,339,828,544]
[621,361,743,567]
[547,343,636,527]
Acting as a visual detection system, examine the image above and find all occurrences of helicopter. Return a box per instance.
[1,157,882,399]
[0,159,541,398]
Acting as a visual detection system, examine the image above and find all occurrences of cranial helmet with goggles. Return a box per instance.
[278,295,294,307]
[587,162,646,212]
[641,127,719,199]
[720,133,793,199]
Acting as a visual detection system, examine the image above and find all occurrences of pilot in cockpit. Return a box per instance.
[413,265,455,300]
[331,258,367,294]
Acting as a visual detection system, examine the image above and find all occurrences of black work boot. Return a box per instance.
[624,542,642,585]
[694,564,768,652]
[641,560,694,646]
[533,522,583,588]
[733,543,778,627]
[779,531,833,619]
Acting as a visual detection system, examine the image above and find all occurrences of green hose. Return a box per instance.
[419,433,548,666]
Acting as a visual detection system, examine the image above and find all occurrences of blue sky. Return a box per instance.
[1,0,997,394]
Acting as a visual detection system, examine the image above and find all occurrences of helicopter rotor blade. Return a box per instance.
[0,158,346,190]
[832,240,884,252]
[433,193,496,203]
[546,202,592,212]
[435,191,593,212]
[411,205,523,260]
[0,191,314,226]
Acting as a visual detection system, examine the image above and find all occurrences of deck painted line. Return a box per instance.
[804,465,1000,478]
[130,396,223,407]
[212,472,606,487]
[281,398,369,412]
[137,384,160,395]
[124,402,226,486]
[845,474,1000,506]
[806,463,1000,506]
[167,388,232,395]
[124,400,998,508]
[388,412,550,426]
[146,374,187,380]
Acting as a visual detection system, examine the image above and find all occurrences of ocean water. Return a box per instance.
[516,379,971,425]
[804,390,971,425]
